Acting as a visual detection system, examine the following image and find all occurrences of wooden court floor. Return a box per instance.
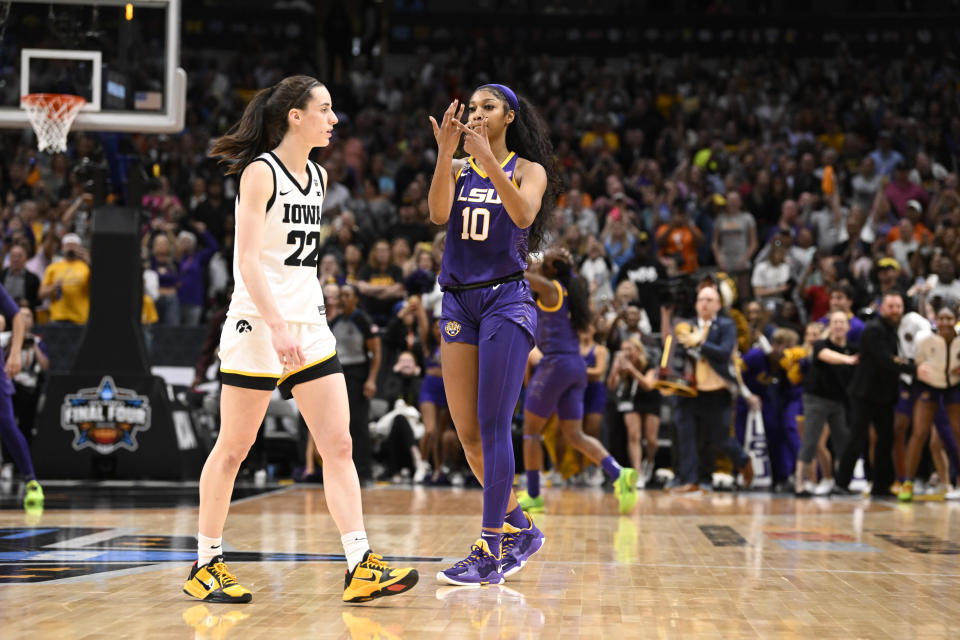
[2,484,960,639]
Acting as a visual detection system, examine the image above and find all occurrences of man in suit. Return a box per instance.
[837,292,918,496]
[673,284,754,493]
[0,244,40,311]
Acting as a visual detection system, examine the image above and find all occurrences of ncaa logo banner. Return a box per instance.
[744,408,772,488]
[61,376,152,454]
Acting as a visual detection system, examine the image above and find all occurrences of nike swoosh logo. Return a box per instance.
[204,578,216,590]
[353,573,380,583]
[279,189,292,196]
[492,284,501,290]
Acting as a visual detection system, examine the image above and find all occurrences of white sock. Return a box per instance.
[197,533,222,566]
[341,531,369,572]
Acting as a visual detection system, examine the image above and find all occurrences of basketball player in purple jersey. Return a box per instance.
[517,249,639,515]
[580,322,610,483]
[0,285,42,513]
[428,84,557,585]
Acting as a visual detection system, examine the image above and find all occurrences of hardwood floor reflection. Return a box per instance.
[1,484,959,639]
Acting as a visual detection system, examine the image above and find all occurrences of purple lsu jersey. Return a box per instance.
[0,284,19,394]
[439,152,529,287]
[535,280,580,356]
[582,344,607,415]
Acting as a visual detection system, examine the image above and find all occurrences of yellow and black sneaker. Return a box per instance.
[343,550,418,603]
[183,555,252,603]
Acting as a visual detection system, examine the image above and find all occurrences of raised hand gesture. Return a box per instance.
[453,117,495,169]
[428,99,465,159]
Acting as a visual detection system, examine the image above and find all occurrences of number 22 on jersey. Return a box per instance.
[460,207,489,241]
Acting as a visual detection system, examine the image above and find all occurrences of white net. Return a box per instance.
[21,93,86,153]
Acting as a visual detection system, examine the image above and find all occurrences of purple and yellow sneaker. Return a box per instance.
[501,512,545,578]
[437,539,504,586]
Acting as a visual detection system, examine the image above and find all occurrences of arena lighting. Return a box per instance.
[125,3,133,20]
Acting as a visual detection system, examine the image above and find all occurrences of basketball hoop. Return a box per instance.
[21,93,86,154]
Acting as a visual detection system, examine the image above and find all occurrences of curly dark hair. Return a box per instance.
[548,255,591,333]
[475,85,560,254]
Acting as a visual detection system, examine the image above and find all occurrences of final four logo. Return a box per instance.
[61,376,152,454]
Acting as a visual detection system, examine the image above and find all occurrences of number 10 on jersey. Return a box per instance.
[460,207,490,241]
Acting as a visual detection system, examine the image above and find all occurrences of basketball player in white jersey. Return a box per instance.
[182,75,417,604]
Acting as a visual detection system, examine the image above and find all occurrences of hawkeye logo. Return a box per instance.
[236,319,253,333]
[61,377,151,454]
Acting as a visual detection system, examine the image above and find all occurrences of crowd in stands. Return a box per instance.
[2,42,960,495]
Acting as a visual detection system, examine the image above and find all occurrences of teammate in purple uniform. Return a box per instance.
[517,248,639,514]
[416,319,455,484]
[0,284,42,513]
[580,322,609,485]
[428,84,557,585]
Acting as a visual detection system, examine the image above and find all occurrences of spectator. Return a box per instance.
[851,156,883,212]
[909,151,948,194]
[390,237,413,276]
[149,231,180,325]
[870,258,908,312]
[655,202,703,275]
[319,253,345,286]
[382,295,424,371]
[922,256,960,315]
[0,245,40,310]
[799,254,838,322]
[176,224,219,326]
[751,237,792,310]
[579,235,614,308]
[25,233,59,282]
[886,200,932,245]
[601,209,636,272]
[191,179,231,243]
[888,218,919,278]
[563,188,599,236]
[343,243,363,284]
[712,191,758,297]
[356,238,405,326]
[885,162,929,217]
[869,130,904,177]
[404,244,439,297]
[38,233,90,324]
[142,175,185,222]
[615,234,667,332]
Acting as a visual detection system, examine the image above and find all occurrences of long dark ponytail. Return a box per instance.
[210,75,323,174]
[477,86,560,253]
[550,257,591,333]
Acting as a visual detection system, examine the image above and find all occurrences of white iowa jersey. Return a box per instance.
[229,151,327,324]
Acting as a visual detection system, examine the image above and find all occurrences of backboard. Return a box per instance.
[0,0,185,134]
